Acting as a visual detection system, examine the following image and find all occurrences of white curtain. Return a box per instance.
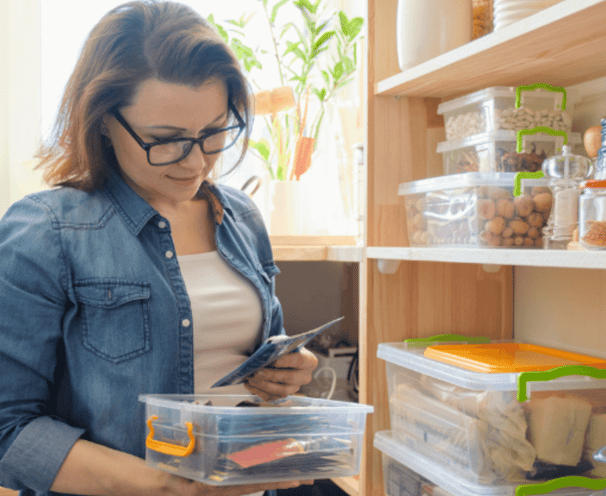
[0,0,44,217]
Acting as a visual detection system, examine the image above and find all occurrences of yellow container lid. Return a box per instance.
[424,343,606,373]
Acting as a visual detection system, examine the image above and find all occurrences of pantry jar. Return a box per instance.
[542,145,593,249]
[579,180,606,249]
[396,0,471,71]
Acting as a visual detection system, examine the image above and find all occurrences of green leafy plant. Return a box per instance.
[208,0,364,180]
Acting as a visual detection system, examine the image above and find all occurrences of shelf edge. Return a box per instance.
[374,0,606,98]
[366,246,606,270]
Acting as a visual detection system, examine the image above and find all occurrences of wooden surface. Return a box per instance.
[269,235,358,246]
[269,235,363,262]
[362,0,606,492]
[271,244,363,262]
[367,246,606,270]
[376,0,606,98]
[0,488,18,496]
[332,476,359,496]
[361,260,513,496]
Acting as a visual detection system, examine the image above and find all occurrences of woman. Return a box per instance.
[0,1,317,495]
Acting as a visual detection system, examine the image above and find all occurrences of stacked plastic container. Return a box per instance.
[374,338,606,496]
[138,394,373,485]
[399,86,585,250]
[401,173,552,248]
[435,86,580,179]
[439,87,573,143]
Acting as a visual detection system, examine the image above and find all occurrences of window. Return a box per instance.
[3,0,364,230]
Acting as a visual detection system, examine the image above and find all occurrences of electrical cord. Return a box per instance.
[347,350,358,401]
[312,366,337,400]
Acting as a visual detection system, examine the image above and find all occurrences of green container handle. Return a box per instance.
[515,476,606,496]
[404,334,491,348]
[515,83,567,111]
[517,365,606,402]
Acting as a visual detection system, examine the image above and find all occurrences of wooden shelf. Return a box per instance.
[332,476,359,496]
[367,246,606,270]
[363,1,606,494]
[272,245,363,262]
[375,0,606,99]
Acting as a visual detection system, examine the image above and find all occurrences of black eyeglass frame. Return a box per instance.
[109,101,246,166]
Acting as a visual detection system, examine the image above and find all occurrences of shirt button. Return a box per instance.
[165,250,174,259]
[158,221,167,229]
[182,319,191,327]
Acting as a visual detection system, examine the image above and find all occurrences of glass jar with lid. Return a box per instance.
[541,145,593,249]
[579,180,606,249]
[396,0,471,71]
[596,117,606,179]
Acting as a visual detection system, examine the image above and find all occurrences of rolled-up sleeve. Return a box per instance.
[0,197,85,491]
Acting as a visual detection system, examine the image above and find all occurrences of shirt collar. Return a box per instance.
[102,169,225,235]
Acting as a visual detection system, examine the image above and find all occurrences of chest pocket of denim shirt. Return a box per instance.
[75,281,151,363]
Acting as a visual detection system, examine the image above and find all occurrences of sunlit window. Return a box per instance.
[38,0,364,232]
[40,1,306,190]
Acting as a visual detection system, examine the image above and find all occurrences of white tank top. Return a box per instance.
[178,250,263,395]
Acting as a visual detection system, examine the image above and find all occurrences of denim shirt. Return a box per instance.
[0,170,283,495]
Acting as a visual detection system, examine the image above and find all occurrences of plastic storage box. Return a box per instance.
[138,394,373,485]
[381,447,431,496]
[400,172,552,248]
[437,130,581,175]
[437,86,575,142]
[375,430,605,496]
[377,342,606,486]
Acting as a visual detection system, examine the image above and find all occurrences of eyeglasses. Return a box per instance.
[109,102,246,166]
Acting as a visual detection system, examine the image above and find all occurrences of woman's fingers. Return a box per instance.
[244,348,319,399]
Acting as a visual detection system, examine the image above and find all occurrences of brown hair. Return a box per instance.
[37,0,252,192]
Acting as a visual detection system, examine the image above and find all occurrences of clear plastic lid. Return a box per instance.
[139,394,374,414]
[437,87,522,115]
[436,131,581,154]
[377,342,606,392]
[398,172,516,196]
[374,431,602,496]
[437,86,572,115]
[397,172,547,197]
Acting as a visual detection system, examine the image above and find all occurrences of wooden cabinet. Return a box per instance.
[360,1,606,495]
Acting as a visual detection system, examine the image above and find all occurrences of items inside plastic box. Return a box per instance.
[375,430,606,496]
[437,86,574,142]
[139,394,372,485]
[401,173,551,248]
[437,131,581,175]
[378,341,606,487]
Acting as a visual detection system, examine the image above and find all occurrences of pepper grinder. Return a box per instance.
[542,145,593,249]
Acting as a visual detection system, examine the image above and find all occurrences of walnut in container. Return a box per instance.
[438,131,581,176]
[401,173,552,248]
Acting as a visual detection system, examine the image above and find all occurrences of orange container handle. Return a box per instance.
[146,415,195,457]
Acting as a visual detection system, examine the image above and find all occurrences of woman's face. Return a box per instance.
[105,78,229,209]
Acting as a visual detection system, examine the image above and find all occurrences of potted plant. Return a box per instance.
[209,0,363,180]
[209,0,364,234]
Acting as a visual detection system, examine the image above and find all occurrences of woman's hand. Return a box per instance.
[165,475,314,496]
[51,438,314,496]
[244,348,318,401]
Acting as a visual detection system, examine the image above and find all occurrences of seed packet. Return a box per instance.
[211,316,344,388]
